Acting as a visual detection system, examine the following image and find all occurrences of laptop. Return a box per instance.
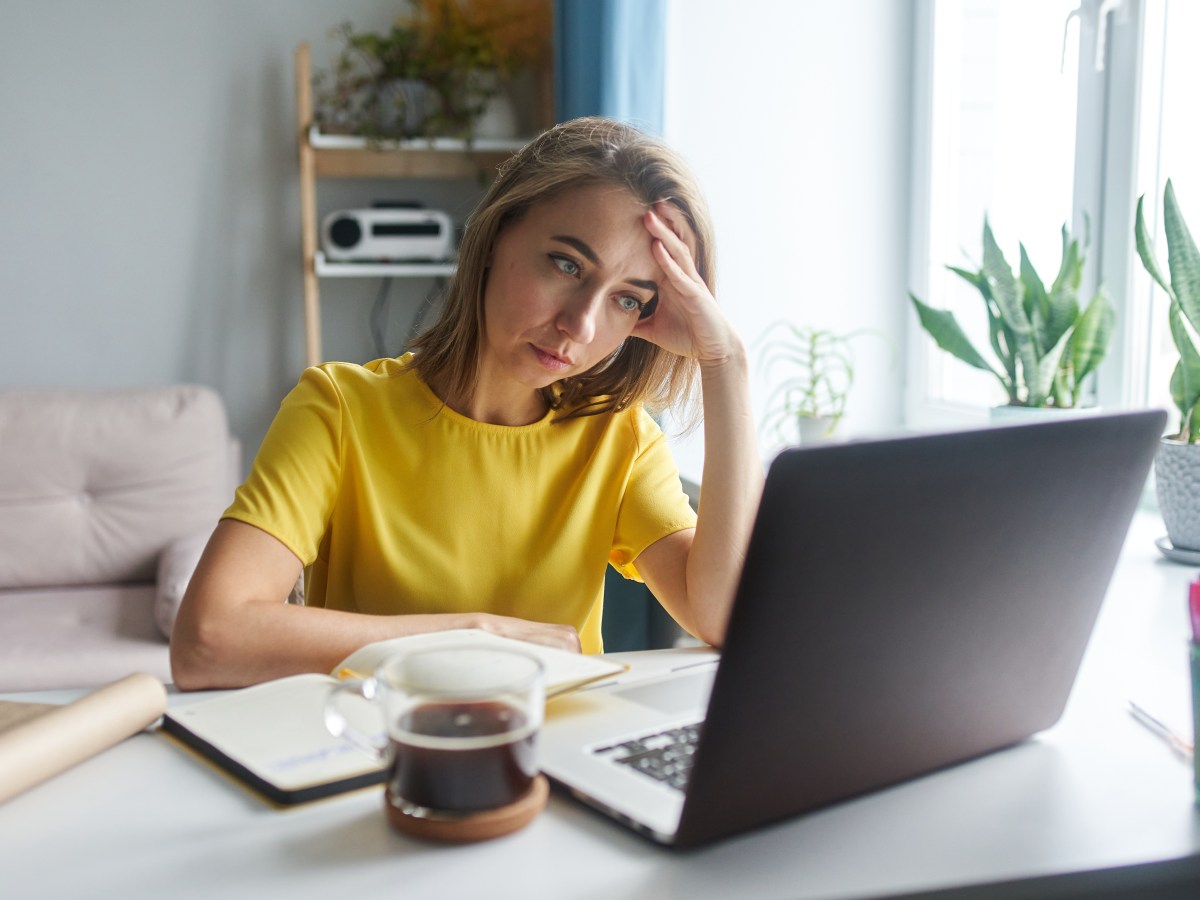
[539,410,1166,848]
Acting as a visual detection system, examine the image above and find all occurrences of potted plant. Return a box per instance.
[1134,179,1200,557]
[314,0,550,141]
[910,218,1114,412]
[757,323,858,446]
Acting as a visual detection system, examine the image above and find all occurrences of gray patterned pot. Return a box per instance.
[1155,438,1200,551]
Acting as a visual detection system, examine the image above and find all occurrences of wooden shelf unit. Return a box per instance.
[293,42,530,368]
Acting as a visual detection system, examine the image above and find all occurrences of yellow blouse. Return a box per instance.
[222,355,697,652]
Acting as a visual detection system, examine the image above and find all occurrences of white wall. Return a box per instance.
[0,0,481,460]
[0,0,914,476]
[663,0,914,480]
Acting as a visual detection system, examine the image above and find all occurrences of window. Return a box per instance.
[906,0,1193,429]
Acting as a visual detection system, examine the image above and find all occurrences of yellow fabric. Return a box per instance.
[223,355,697,653]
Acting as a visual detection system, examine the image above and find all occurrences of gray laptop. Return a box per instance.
[539,410,1165,847]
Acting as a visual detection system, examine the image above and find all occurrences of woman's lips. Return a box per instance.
[532,345,572,371]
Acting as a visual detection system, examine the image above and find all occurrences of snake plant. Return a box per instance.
[910,218,1114,409]
[1135,179,1200,443]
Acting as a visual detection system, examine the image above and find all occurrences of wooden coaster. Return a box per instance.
[384,775,549,843]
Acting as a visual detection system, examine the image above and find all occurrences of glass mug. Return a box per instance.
[325,645,544,816]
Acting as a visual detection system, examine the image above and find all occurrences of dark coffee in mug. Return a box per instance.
[387,700,537,813]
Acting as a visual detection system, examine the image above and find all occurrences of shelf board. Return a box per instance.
[308,126,524,179]
[309,126,526,152]
[315,252,456,278]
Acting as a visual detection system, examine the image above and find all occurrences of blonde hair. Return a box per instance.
[407,116,715,424]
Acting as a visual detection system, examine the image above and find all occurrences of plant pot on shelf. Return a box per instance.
[470,75,519,140]
[1155,438,1200,557]
[379,79,433,138]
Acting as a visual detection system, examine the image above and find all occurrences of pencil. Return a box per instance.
[1128,700,1194,758]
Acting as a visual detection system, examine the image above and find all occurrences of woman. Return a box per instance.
[171,117,763,690]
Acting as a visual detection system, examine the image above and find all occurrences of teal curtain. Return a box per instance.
[553,1,672,649]
[553,0,667,131]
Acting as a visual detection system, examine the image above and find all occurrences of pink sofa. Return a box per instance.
[0,386,237,691]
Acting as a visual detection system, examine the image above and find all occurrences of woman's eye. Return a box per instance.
[617,295,643,313]
[551,255,580,277]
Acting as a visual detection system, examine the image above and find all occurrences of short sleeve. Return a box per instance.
[222,366,344,564]
[609,408,697,581]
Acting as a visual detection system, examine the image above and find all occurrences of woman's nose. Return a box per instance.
[556,293,600,344]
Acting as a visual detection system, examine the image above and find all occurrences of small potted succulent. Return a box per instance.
[757,323,859,446]
[1134,179,1200,558]
[910,218,1114,413]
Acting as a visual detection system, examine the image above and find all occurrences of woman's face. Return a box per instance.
[476,183,659,417]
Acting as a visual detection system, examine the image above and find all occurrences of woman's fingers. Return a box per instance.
[645,206,701,282]
[478,614,582,653]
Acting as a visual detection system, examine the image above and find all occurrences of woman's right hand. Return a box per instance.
[473,613,582,654]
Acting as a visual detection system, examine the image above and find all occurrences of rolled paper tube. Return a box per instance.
[0,673,168,804]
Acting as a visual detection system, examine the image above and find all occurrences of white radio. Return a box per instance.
[320,207,455,262]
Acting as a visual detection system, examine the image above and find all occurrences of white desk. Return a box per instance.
[3,512,1199,900]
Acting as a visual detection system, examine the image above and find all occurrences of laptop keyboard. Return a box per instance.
[591,722,703,792]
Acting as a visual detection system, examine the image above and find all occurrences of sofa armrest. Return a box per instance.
[155,532,211,639]
[155,530,306,639]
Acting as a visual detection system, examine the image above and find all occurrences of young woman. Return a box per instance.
[171,117,763,690]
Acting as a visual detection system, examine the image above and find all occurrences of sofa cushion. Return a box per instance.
[0,386,232,590]
[0,584,170,691]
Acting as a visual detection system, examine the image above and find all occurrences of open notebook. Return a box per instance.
[162,629,625,805]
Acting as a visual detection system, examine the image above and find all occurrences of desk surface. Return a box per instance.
[3,512,1199,900]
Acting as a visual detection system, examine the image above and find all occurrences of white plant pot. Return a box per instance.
[1155,437,1200,552]
[473,89,519,140]
[796,415,837,445]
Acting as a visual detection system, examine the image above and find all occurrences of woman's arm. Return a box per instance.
[170,519,581,690]
[628,204,765,646]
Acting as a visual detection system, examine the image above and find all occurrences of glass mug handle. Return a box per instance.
[324,678,389,762]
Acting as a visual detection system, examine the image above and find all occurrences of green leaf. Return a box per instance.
[1167,362,1200,441]
[981,221,1030,334]
[1044,237,1082,349]
[1049,232,1084,295]
[981,219,1037,395]
[1135,193,1175,300]
[1020,243,1051,352]
[1031,324,1074,407]
[910,294,1005,383]
[1169,302,1200,430]
[946,265,986,292]
[985,299,1018,387]
[1164,179,1200,335]
[1170,361,1185,420]
[1071,287,1115,384]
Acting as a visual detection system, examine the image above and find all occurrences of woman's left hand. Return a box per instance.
[632,201,742,365]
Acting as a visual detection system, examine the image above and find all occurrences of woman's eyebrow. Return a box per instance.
[551,235,600,265]
[551,235,658,292]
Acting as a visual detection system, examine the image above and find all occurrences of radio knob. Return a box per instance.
[328,216,362,249]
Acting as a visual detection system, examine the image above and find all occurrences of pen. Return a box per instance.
[1128,700,1194,758]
